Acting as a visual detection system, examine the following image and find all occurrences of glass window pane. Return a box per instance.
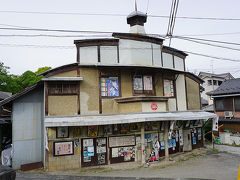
[143,76,153,90]
[164,80,174,97]
[133,76,143,90]
[235,97,240,111]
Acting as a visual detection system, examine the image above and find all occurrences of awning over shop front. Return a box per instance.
[45,110,217,127]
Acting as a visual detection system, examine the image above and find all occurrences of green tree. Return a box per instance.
[35,66,51,75]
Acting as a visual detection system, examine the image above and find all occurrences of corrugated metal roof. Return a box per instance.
[0,91,11,100]
[45,110,217,127]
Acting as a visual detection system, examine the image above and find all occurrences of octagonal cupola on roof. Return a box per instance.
[127,10,147,34]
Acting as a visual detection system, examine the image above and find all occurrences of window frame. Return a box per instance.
[207,80,212,86]
[100,75,121,98]
[132,74,155,96]
[234,96,240,112]
[215,97,233,112]
[48,81,79,95]
[163,79,175,97]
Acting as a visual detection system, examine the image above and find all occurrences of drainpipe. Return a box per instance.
[141,122,145,165]
[164,121,169,161]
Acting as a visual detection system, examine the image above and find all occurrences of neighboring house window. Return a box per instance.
[208,80,212,85]
[215,97,233,111]
[101,77,120,97]
[234,97,240,111]
[48,82,78,95]
[133,75,154,95]
[213,80,217,85]
[163,79,174,97]
[218,81,222,86]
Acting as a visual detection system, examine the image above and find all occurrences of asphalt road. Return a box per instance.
[16,149,239,180]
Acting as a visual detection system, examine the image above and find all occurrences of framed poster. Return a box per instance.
[88,126,98,137]
[53,141,74,156]
[56,127,69,138]
[109,135,135,147]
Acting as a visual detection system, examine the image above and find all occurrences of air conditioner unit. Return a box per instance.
[224,111,233,118]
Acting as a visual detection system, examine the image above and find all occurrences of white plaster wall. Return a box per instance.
[174,56,184,71]
[142,102,166,112]
[152,44,162,67]
[100,46,118,64]
[176,74,187,111]
[168,98,177,111]
[79,46,98,64]
[162,52,173,69]
[119,39,152,66]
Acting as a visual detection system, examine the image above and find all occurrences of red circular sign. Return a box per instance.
[151,103,158,110]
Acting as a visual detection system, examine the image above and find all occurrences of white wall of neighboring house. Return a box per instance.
[201,77,226,105]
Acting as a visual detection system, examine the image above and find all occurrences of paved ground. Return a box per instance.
[16,148,240,180]
[210,144,240,155]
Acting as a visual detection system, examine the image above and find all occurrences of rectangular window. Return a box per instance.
[215,97,233,111]
[48,82,78,95]
[164,80,174,97]
[101,77,119,97]
[133,75,154,95]
[234,97,240,111]
[213,80,217,85]
[208,80,212,85]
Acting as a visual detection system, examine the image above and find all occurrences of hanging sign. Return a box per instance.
[151,103,158,110]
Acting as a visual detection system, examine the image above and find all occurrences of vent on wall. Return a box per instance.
[224,111,233,119]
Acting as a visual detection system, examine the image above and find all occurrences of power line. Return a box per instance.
[173,36,240,46]
[1,10,240,21]
[176,37,240,51]
[176,32,240,37]
[0,34,112,38]
[0,42,240,63]
[183,50,240,62]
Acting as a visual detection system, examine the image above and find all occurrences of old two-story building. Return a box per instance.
[199,72,234,105]
[207,78,240,145]
[0,10,217,170]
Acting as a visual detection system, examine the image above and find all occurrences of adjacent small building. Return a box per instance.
[199,72,234,105]
[207,78,240,145]
[0,10,217,170]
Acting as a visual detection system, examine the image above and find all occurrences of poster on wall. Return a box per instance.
[160,141,165,150]
[83,139,93,147]
[98,153,105,165]
[53,141,74,156]
[88,126,98,137]
[56,127,69,138]
[104,125,112,135]
[193,137,196,145]
[107,78,119,97]
[198,128,202,140]
[179,129,183,146]
[112,148,119,158]
[87,146,94,156]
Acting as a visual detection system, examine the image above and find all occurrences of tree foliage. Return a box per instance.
[0,62,51,94]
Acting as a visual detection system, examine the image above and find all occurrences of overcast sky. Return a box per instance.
[1,0,240,77]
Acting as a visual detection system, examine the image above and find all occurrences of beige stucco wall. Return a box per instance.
[48,95,78,115]
[79,68,99,114]
[118,102,142,113]
[176,74,187,111]
[155,72,163,96]
[52,70,77,77]
[47,127,81,171]
[102,99,118,114]
[142,102,166,112]
[121,70,133,97]
[186,77,201,110]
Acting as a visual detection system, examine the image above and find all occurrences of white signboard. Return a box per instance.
[109,136,135,147]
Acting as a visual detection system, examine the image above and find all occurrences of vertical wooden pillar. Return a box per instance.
[164,121,169,161]
[141,122,145,165]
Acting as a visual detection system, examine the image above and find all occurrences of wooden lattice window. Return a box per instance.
[48,82,78,95]
[133,75,154,95]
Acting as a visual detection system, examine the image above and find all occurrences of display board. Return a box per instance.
[53,141,74,156]
[109,136,135,147]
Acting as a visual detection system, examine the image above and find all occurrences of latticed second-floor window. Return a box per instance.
[101,77,120,97]
[48,82,78,95]
[133,75,154,95]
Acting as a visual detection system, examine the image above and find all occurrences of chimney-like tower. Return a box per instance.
[127,9,147,34]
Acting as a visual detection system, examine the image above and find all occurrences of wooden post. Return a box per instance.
[141,122,145,165]
[164,121,169,161]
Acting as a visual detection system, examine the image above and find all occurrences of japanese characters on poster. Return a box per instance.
[107,78,119,97]
[54,141,74,156]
